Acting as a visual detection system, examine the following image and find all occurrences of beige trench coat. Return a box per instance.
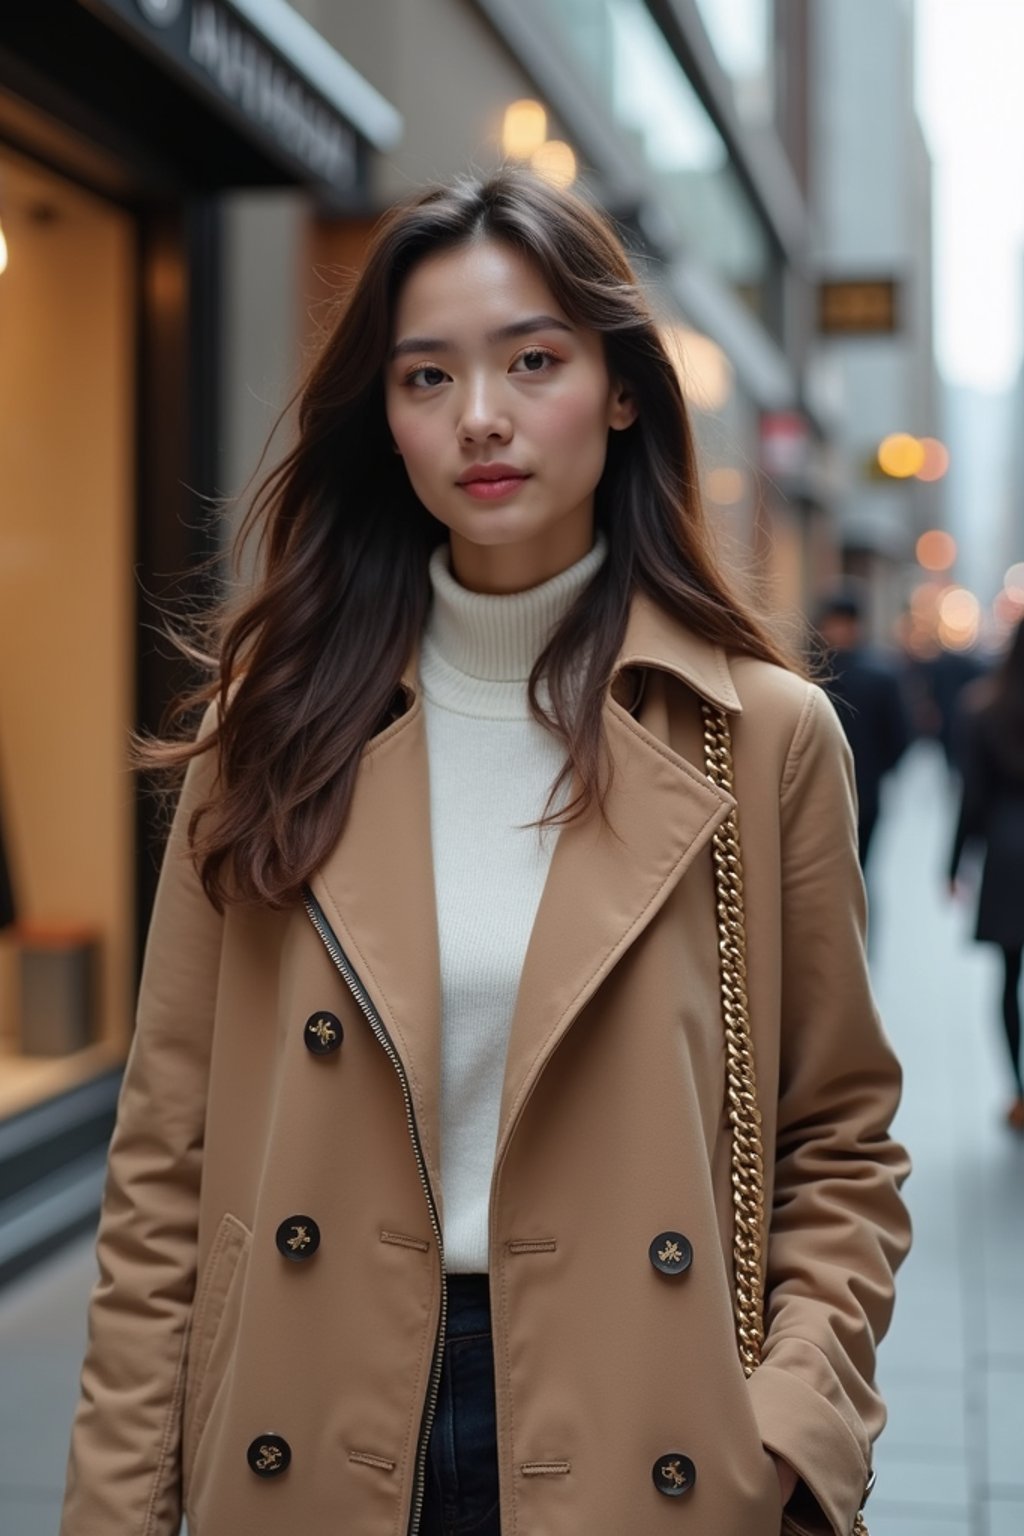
[60,594,911,1536]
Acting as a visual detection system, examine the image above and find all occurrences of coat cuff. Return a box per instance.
[746,1359,871,1536]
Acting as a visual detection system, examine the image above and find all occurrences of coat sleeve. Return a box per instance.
[60,707,224,1536]
[746,684,912,1536]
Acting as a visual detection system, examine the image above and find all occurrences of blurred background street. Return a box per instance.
[2,739,1021,1535]
[3,0,1024,1532]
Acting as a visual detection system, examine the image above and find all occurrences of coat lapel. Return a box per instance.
[308,645,443,1195]
[306,593,744,1192]
[494,637,736,1163]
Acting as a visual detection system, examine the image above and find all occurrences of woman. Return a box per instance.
[949,617,1024,1131]
[60,166,910,1536]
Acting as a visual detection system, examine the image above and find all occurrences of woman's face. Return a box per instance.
[385,237,637,592]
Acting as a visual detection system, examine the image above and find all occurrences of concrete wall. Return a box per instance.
[299,0,566,200]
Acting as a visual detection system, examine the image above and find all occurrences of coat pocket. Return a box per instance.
[182,1211,251,1488]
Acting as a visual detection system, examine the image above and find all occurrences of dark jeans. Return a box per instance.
[420,1274,501,1536]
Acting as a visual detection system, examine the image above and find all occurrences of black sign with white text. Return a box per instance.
[82,0,361,194]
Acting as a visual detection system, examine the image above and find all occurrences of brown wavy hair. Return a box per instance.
[143,163,798,911]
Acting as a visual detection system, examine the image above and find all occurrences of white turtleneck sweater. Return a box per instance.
[419,534,608,1274]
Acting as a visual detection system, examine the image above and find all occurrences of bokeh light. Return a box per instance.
[916,529,957,571]
[937,586,980,649]
[916,438,950,481]
[878,433,926,478]
[502,99,548,158]
[705,467,746,506]
[664,327,733,412]
[530,140,577,187]
[1004,562,1024,603]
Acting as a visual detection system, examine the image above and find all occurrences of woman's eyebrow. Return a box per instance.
[389,314,574,361]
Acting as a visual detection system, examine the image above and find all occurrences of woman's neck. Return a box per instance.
[423,532,608,686]
[447,513,598,595]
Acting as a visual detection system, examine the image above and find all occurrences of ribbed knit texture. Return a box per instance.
[419,534,607,1273]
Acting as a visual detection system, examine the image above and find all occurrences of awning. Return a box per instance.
[0,0,402,202]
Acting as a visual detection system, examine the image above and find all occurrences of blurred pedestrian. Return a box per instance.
[948,617,1024,1132]
[913,642,988,770]
[59,166,909,1536]
[816,586,910,868]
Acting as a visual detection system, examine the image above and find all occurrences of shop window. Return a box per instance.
[0,146,135,1117]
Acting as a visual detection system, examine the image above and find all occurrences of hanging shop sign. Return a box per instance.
[81,0,400,196]
[818,278,902,336]
[186,1,355,186]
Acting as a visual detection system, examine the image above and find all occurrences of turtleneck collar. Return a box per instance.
[419,534,608,719]
[424,534,607,682]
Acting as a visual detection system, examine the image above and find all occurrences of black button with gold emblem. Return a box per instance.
[304,1011,343,1055]
[653,1452,696,1497]
[649,1231,693,1276]
[247,1433,292,1478]
[275,1215,321,1262]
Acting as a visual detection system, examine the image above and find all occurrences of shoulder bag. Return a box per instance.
[701,703,872,1536]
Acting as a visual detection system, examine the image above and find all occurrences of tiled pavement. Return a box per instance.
[0,740,1021,1535]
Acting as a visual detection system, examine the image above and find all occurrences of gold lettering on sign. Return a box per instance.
[257,1445,282,1471]
[658,1240,683,1265]
[661,1460,689,1488]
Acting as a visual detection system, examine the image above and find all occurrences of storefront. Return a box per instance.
[0,0,399,1282]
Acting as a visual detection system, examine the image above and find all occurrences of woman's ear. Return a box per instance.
[609,380,639,431]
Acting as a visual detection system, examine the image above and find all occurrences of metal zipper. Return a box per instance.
[302,887,446,1536]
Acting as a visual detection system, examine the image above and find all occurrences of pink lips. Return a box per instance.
[456,463,532,501]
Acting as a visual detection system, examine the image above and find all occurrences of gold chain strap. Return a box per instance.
[701,703,869,1536]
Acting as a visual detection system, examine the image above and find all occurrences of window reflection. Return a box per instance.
[543,0,772,327]
[693,0,775,126]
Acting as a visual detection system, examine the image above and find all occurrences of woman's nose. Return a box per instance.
[457,376,512,443]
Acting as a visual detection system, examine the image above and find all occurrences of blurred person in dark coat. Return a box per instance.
[816,586,910,869]
[918,644,988,769]
[949,617,1024,1132]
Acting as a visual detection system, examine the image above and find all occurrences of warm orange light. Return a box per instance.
[939,587,979,627]
[530,140,577,188]
[502,100,548,159]
[916,437,950,481]
[664,327,733,412]
[878,433,925,478]
[0,217,7,277]
[937,586,980,649]
[705,467,746,505]
[916,529,957,572]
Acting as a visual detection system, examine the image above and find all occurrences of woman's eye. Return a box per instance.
[511,347,557,373]
[406,365,448,388]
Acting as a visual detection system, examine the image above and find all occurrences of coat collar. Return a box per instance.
[612,590,742,715]
[395,589,743,716]
[308,592,738,1203]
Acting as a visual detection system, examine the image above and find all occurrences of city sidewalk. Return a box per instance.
[1,741,1021,1535]
[867,741,1024,1536]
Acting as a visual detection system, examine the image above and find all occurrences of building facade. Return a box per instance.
[808,0,943,638]
[1,0,841,1278]
[0,0,399,1281]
